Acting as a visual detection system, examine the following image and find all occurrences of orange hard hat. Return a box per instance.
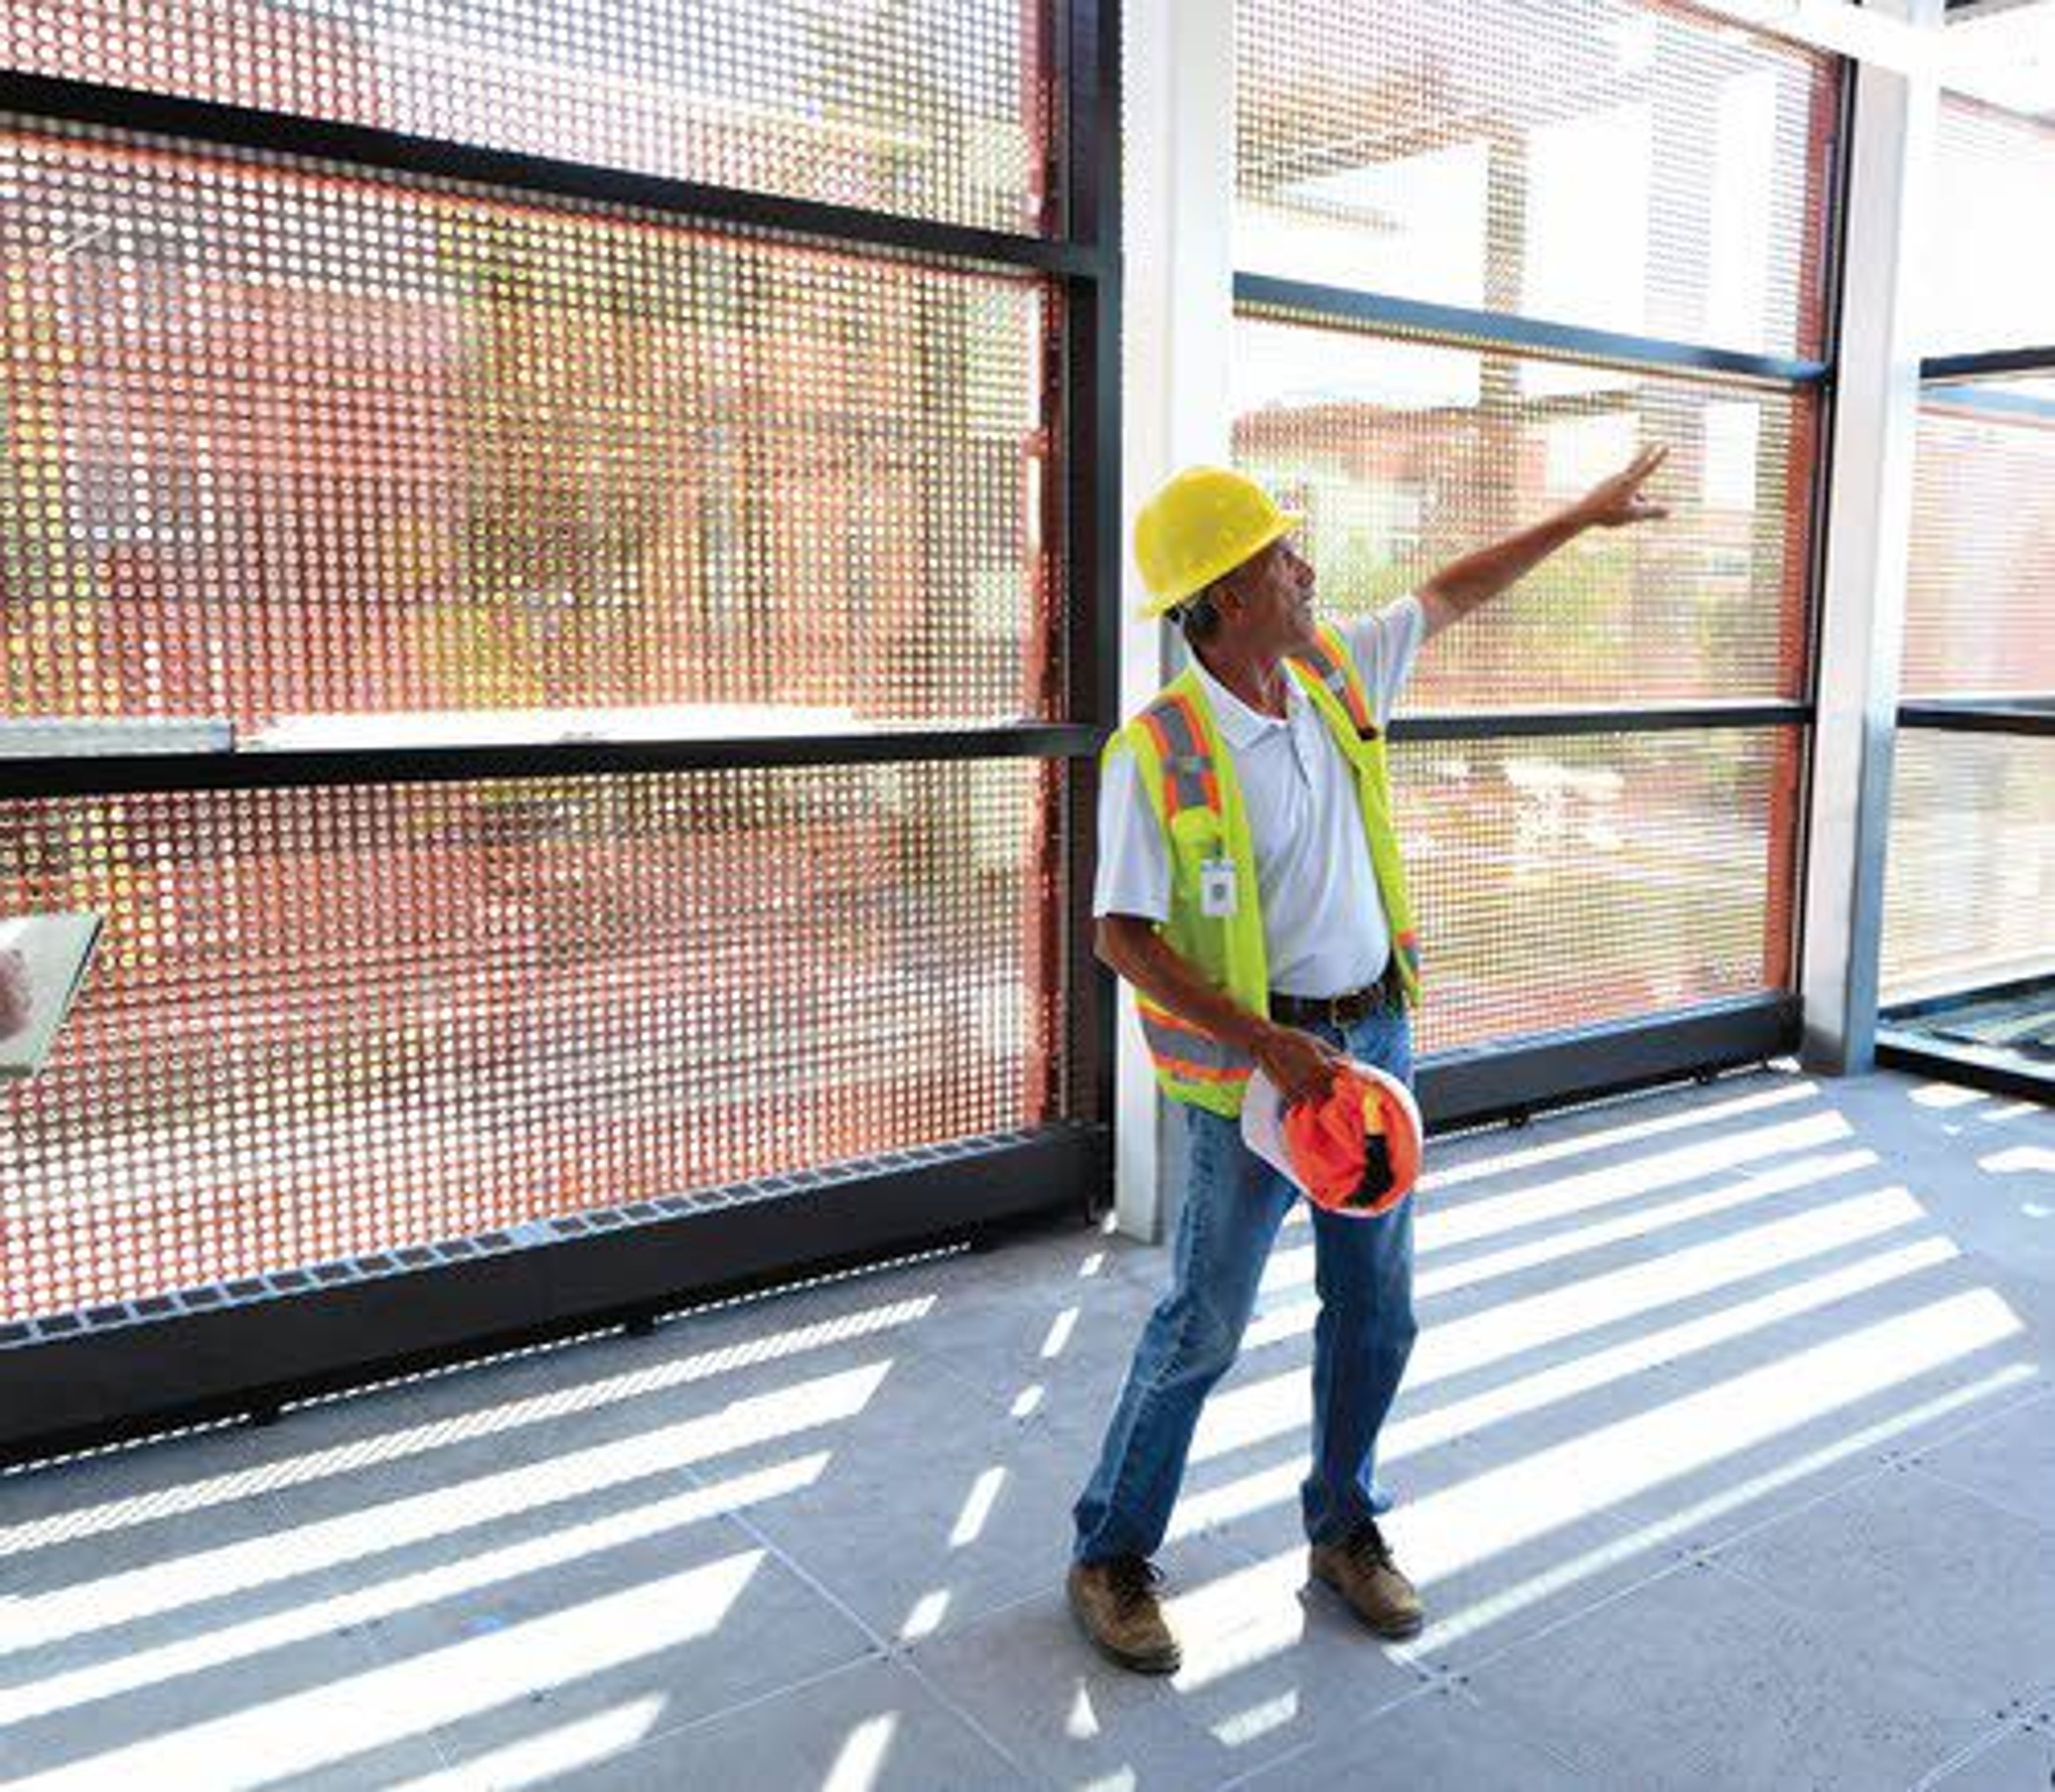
[1242,1059,1423,1217]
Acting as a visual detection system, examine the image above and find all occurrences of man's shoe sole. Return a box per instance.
[1309,1559,1426,1640]
[1067,1585,1182,1675]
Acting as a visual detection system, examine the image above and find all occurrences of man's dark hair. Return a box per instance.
[1174,581,1226,647]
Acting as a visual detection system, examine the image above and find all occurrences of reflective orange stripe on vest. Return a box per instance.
[1288,633,1376,736]
[1138,692,1221,819]
[1137,998,1253,1085]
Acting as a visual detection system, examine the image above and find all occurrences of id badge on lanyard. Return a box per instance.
[1199,855,1238,918]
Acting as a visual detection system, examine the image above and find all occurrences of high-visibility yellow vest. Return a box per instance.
[1109,622,1421,1118]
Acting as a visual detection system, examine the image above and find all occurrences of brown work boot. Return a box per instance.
[1067,1554,1182,1674]
[1308,1519,1424,1639]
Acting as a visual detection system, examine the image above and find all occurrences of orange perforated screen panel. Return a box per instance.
[0,126,1064,738]
[0,762,1068,1322]
[1233,314,1815,709]
[3,0,1055,235]
[1394,730,1801,1054]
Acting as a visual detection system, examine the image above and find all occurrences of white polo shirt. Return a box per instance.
[1092,596,1425,999]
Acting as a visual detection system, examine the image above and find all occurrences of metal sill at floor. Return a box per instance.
[1878,975,2055,1107]
[0,1122,1112,1468]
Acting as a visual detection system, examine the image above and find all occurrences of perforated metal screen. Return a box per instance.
[0,125,1063,737]
[1235,0,1837,359]
[1904,393,2055,700]
[1928,96,2055,355]
[1234,314,1815,709]
[1882,732,2055,1006]
[0,761,1065,1322]
[0,0,1101,1349]
[1396,729,1800,1054]
[3,0,1054,235]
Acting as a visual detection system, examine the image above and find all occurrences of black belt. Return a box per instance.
[1268,962,1401,1029]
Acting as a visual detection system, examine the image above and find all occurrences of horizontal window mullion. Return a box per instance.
[0,725,1109,802]
[1897,702,2055,737]
[0,72,1108,281]
[1235,274,1827,388]
[1921,347,2055,383]
[1392,704,1809,743]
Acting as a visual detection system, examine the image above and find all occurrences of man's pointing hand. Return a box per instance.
[1574,443,1671,530]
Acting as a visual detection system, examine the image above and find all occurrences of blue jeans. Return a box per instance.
[1073,1002,1418,1560]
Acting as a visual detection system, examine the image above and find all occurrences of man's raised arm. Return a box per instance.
[1417,444,1670,641]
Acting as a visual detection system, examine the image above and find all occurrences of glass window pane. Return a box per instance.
[1905,390,2055,700]
[0,760,1067,1320]
[1396,728,1802,1055]
[0,126,1062,739]
[3,0,1055,235]
[1234,313,1814,707]
[1882,732,2055,1005]
[1235,0,1837,358]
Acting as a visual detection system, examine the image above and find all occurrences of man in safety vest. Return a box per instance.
[1069,449,1669,1672]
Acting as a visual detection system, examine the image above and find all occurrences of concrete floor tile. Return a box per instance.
[339,1511,878,1766]
[390,1327,659,1425]
[1466,1557,1991,1792]
[912,1531,1428,1788]
[1427,1258,2049,1588]
[251,1388,774,1628]
[0,1611,452,1787]
[1330,1466,1692,1673]
[384,1275,949,1456]
[1832,1084,2055,1290]
[0,1393,418,1592]
[1907,1389,2055,1532]
[1919,1722,2055,1791]
[480,1657,1033,1791]
[1709,1467,2055,1709]
[269,1303,964,1578]
[1228,1681,1596,1791]
[1406,1150,1891,1320]
[699,1350,1090,1642]
[0,1413,485,1734]
[904,1261,1159,1437]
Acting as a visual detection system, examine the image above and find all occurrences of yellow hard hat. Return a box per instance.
[1133,466,1304,620]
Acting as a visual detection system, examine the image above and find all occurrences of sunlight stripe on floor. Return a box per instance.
[6,1362,889,1654]
[13,1551,769,1789]
[0,1455,829,1730]
[0,1297,932,1556]
[1172,1235,1959,1526]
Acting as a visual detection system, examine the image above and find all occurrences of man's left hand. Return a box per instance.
[1573,444,1670,530]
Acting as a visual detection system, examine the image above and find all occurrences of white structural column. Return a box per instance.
[1110,0,1236,1239]
[1800,0,1943,1076]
